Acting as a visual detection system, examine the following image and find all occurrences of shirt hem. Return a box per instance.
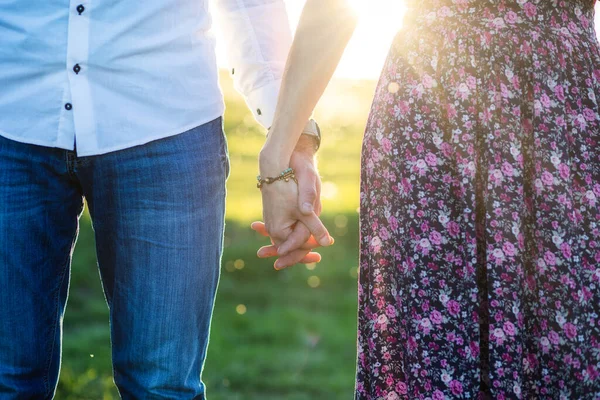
[0,105,225,157]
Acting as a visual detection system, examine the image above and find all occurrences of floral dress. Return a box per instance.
[356,1,600,399]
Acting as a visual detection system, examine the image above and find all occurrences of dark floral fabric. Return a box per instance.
[356,1,600,399]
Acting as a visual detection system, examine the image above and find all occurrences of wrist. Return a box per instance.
[294,134,319,157]
[259,144,291,176]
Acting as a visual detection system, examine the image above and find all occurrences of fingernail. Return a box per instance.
[278,247,287,256]
[275,262,285,270]
[320,236,331,246]
[302,202,313,213]
[330,237,335,245]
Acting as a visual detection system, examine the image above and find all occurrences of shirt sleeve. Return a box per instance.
[212,0,292,129]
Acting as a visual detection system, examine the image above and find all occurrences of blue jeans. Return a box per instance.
[0,118,229,399]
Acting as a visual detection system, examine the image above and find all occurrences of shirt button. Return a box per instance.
[76,4,85,14]
[73,64,81,74]
[65,103,73,111]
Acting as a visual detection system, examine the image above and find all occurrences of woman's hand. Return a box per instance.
[251,221,323,268]
[256,136,333,269]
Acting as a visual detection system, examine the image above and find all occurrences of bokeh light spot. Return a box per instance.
[236,304,247,315]
[308,276,321,288]
[321,182,339,200]
[225,261,235,272]
[334,214,348,228]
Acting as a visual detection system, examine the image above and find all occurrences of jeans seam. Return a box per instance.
[43,228,77,398]
[216,120,230,180]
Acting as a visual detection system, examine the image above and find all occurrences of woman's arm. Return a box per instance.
[257,0,358,267]
[260,0,358,172]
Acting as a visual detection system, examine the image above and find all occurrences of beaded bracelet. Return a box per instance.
[257,167,298,189]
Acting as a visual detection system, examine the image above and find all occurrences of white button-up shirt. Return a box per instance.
[0,0,292,156]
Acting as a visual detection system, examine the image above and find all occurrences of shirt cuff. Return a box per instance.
[245,79,281,130]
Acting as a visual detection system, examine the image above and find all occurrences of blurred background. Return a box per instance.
[56,1,600,398]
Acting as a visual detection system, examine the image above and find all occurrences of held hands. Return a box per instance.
[253,135,333,270]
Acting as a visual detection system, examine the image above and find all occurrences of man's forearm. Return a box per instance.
[261,0,358,171]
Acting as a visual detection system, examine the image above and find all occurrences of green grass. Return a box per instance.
[56,72,376,399]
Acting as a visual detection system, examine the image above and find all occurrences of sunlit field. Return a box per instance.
[56,72,375,399]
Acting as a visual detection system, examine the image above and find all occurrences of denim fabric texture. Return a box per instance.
[0,117,229,399]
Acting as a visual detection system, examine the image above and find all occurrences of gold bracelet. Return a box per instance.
[257,167,298,189]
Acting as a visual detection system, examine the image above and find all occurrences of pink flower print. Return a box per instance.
[492,17,506,29]
[548,330,560,345]
[425,152,438,166]
[386,304,397,318]
[437,6,452,17]
[554,85,565,102]
[586,365,599,381]
[583,108,596,122]
[456,83,470,100]
[380,226,391,241]
[419,238,431,250]
[501,161,514,177]
[560,242,572,259]
[586,190,597,205]
[432,390,445,400]
[466,76,477,89]
[492,248,505,263]
[539,336,551,353]
[386,391,399,400]
[558,163,570,180]
[381,137,393,154]
[503,242,516,257]
[563,323,577,340]
[449,380,463,395]
[446,300,461,316]
[431,310,443,325]
[523,3,537,18]
[500,83,510,98]
[396,382,408,395]
[430,231,442,246]
[541,171,554,186]
[505,10,518,24]
[540,93,551,108]
[398,100,410,115]
[370,236,382,253]
[470,341,480,357]
[441,142,454,158]
[503,321,516,336]
[544,251,557,266]
[422,74,435,89]
[420,318,432,334]
[447,221,460,238]
[386,375,395,386]
[415,159,428,175]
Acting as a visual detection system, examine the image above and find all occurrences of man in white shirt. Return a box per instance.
[0,0,324,397]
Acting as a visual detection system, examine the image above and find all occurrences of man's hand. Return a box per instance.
[255,134,332,269]
[276,135,323,257]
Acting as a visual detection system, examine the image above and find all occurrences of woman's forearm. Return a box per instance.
[260,0,358,172]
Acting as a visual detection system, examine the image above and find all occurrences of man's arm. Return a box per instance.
[212,0,292,129]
